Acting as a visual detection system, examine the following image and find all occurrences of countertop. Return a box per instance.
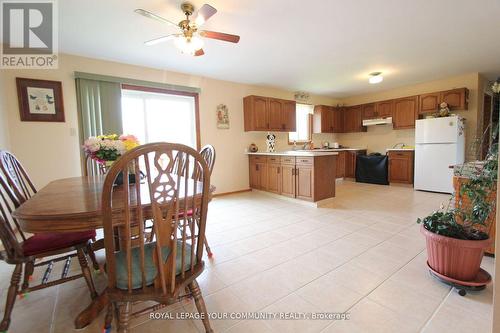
[246,151,339,157]
[386,148,415,151]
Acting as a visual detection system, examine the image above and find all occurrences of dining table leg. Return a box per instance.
[74,291,109,329]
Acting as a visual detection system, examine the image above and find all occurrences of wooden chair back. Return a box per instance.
[0,151,36,204]
[0,171,27,262]
[199,145,216,178]
[101,142,210,296]
[83,155,107,177]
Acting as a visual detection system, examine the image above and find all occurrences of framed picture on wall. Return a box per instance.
[16,78,65,122]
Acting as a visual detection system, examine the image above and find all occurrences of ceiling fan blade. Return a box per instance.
[194,49,205,57]
[194,4,217,26]
[134,9,178,27]
[199,30,240,43]
[144,34,178,46]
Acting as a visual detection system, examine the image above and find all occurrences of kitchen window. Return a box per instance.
[289,103,314,144]
[121,85,200,149]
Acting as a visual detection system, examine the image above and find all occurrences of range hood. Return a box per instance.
[362,117,393,126]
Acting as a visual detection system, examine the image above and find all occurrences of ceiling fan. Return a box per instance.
[135,2,240,56]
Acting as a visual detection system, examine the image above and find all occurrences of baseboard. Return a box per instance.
[212,189,252,197]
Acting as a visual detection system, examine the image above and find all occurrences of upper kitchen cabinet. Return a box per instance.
[361,103,376,119]
[393,96,418,129]
[313,105,344,133]
[343,106,366,133]
[243,95,296,132]
[375,100,394,118]
[313,105,333,133]
[418,88,468,114]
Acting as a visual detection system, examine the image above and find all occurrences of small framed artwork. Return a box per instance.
[216,104,229,129]
[16,78,65,122]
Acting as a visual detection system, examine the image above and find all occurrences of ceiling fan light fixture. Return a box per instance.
[174,35,204,55]
[369,72,383,84]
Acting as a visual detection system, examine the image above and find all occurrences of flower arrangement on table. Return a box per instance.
[83,134,140,166]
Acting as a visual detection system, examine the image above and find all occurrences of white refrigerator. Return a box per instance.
[414,116,465,193]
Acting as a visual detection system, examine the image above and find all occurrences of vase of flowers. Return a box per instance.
[83,134,140,185]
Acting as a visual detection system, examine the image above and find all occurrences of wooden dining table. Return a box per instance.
[12,175,214,328]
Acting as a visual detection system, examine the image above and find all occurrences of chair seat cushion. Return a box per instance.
[22,230,96,256]
[115,241,195,290]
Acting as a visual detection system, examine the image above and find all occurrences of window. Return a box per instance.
[289,103,314,143]
[121,86,199,149]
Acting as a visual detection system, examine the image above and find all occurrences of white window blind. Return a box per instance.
[121,89,197,148]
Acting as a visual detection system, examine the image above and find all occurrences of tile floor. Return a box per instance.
[0,180,495,333]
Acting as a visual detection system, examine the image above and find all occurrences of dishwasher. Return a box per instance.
[355,153,389,185]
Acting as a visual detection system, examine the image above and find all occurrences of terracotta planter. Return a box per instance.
[421,225,492,281]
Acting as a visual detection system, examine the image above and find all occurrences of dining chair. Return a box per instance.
[0,150,101,270]
[83,154,107,177]
[101,142,213,333]
[0,171,98,331]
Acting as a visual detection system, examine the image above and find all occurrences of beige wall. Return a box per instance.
[0,54,336,193]
[338,73,481,159]
[0,74,9,149]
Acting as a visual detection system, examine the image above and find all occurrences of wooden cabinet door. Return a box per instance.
[282,100,296,131]
[267,163,281,194]
[256,162,268,190]
[376,100,394,118]
[252,96,269,131]
[332,107,344,132]
[335,151,346,178]
[281,164,296,197]
[249,161,259,189]
[441,88,468,110]
[393,96,417,129]
[296,165,314,201]
[419,92,440,114]
[345,152,356,178]
[268,98,283,131]
[388,151,414,184]
[313,105,333,133]
[362,103,376,119]
[344,106,364,132]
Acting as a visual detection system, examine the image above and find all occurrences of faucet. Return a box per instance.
[302,141,311,150]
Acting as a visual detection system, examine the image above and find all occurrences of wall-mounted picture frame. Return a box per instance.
[16,78,65,122]
[216,104,229,129]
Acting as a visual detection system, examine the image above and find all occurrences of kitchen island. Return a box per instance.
[247,151,338,204]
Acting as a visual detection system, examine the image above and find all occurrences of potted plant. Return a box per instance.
[418,136,498,282]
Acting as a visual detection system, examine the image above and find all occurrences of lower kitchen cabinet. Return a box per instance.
[388,150,414,184]
[335,151,346,178]
[249,154,336,202]
[335,150,367,179]
[249,156,268,190]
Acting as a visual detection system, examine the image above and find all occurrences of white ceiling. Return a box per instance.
[59,0,500,97]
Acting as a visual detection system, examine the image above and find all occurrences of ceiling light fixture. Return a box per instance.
[369,72,383,84]
[174,35,204,55]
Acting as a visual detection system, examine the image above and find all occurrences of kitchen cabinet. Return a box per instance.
[375,100,394,118]
[393,96,418,130]
[243,95,296,132]
[418,88,469,114]
[280,162,296,198]
[249,155,268,190]
[313,105,344,133]
[266,156,281,194]
[248,153,336,202]
[296,157,314,200]
[343,106,366,133]
[362,103,376,119]
[345,151,362,178]
[335,151,346,178]
[388,150,414,184]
